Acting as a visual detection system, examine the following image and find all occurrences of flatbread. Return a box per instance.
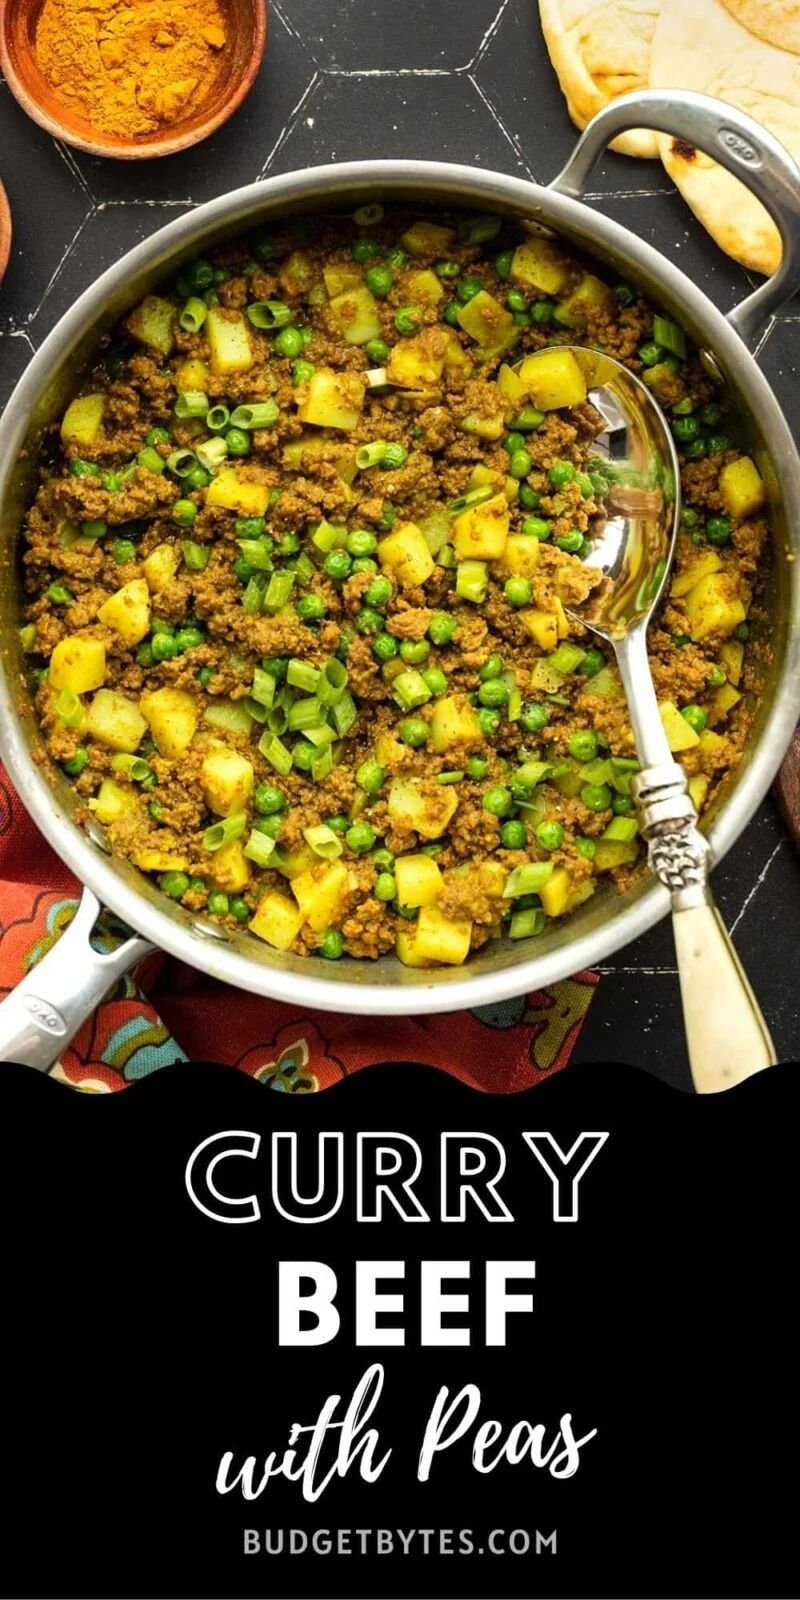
[538,0,662,159]
[650,0,800,274]
[721,0,800,55]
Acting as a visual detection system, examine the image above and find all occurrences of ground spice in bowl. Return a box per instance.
[34,0,228,139]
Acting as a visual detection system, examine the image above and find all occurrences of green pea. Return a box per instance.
[476,707,501,738]
[428,611,455,646]
[151,617,175,636]
[365,338,390,364]
[208,891,230,917]
[365,264,394,298]
[548,460,575,490]
[151,632,179,663]
[467,755,488,780]
[706,433,731,455]
[276,532,301,557]
[456,275,483,304]
[685,439,708,461]
[568,729,599,762]
[536,820,564,851]
[504,576,532,608]
[175,626,204,652]
[506,287,528,312]
[555,529,584,554]
[708,665,727,689]
[346,821,376,854]
[400,638,430,665]
[351,557,378,577]
[494,250,514,279]
[531,300,554,323]
[680,507,700,528]
[500,819,527,849]
[236,516,266,539]
[159,870,190,900]
[382,443,408,471]
[347,529,378,558]
[706,515,731,546]
[320,929,345,959]
[357,758,385,794]
[365,574,392,607]
[612,794,635,816]
[225,427,251,458]
[478,679,508,709]
[372,632,398,662]
[479,653,504,682]
[274,327,304,359]
[326,813,349,834]
[137,641,154,668]
[483,784,513,818]
[672,415,700,442]
[172,499,198,526]
[733,622,750,644]
[292,359,316,385]
[355,606,382,635]
[509,449,533,481]
[581,648,606,678]
[399,716,429,747]
[575,836,597,861]
[435,259,461,279]
[112,538,136,564]
[700,400,722,427]
[230,896,250,922]
[292,740,315,772]
[62,747,88,777]
[373,847,395,870]
[296,593,327,621]
[519,484,540,511]
[395,307,421,336]
[443,302,461,327]
[681,704,708,734]
[384,246,409,269]
[352,237,380,263]
[374,872,397,901]
[146,425,171,446]
[324,550,352,582]
[254,783,285,816]
[581,782,612,812]
[421,667,448,696]
[48,583,72,605]
[519,701,549,733]
[503,431,525,456]
[234,556,254,583]
[184,465,210,491]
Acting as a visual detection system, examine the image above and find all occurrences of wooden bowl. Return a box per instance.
[0,184,11,286]
[0,0,266,160]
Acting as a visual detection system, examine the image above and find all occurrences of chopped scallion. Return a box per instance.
[287,658,320,692]
[243,829,277,867]
[258,732,293,775]
[174,389,210,420]
[503,862,554,898]
[202,813,247,851]
[230,401,279,429]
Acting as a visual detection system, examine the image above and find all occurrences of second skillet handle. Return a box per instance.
[549,87,800,348]
[0,887,154,1072]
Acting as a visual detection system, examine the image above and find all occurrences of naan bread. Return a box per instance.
[651,0,800,274]
[721,0,800,55]
[538,0,661,158]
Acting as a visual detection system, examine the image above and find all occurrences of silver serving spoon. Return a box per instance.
[561,348,775,1091]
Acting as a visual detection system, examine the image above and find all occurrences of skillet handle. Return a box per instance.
[0,887,154,1072]
[549,88,800,348]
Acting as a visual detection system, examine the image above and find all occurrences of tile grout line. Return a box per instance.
[728,840,784,937]
[258,71,321,181]
[468,74,537,181]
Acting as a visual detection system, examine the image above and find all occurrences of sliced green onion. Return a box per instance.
[437,769,464,784]
[264,571,295,613]
[206,405,231,433]
[293,552,315,585]
[247,300,292,329]
[287,658,320,692]
[243,697,268,723]
[653,314,686,360]
[242,574,267,615]
[602,817,639,842]
[243,828,277,867]
[230,401,279,429]
[311,520,347,554]
[238,538,273,572]
[137,445,165,474]
[196,436,228,472]
[55,687,84,727]
[513,760,552,790]
[355,442,388,470]
[311,744,333,782]
[302,823,343,860]
[182,539,209,571]
[458,213,502,244]
[174,389,210,420]
[258,732,293,775]
[548,642,586,674]
[266,703,288,735]
[287,695,323,731]
[392,670,431,712]
[317,658,348,706]
[302,723,335,748]
[179,297,208,333]
[251,667,277,709]
[447,484,493,516]
[203,813,247,851]
[110,752,152,782]
[507,687,522,722]
[503,861,554,898]
[166,448,198,477]
[353,203,383,226]
[455,560,489,604]
[333,689,357,736]
[509,907,546,939]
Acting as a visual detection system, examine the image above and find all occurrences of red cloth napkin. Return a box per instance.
[0,766,596,1094]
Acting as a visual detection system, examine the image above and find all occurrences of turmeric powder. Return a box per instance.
[35,0,228,139]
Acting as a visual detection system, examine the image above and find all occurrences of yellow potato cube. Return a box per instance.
[394,854,443,909]
[396,925,428,967]
[683,572,747,643]
[429,694,483,754]
[699,728,727,766]
[292,862,349,934]
[206,307,253,375]
[201,749,254,817]
[387,778,459,840]
[414,905,472,966]
[659,699,700,752]
[175,358,210,391]
[497,533,540,578]
[497,362,528,406]
[97,579,151,646]
[456,290,518,354]
[530,658,566,694]
[510,236,571,295]
[143,543,180,594]
[709,682,742,725]
[443,331,472,370]
[519,608,559,651]
[407,268,444,306]
[89,778,138,825]
[250,892,304,952]
[539,866,572,918]
[670,550,723,599]
[688,773,710,812]
[61,393,105,447]
[719,639,744,686]
[324,262,362,298]
[719,455,766,519]
[594,839,638,872]
[298,368,366,429]
[375,731,407,770]
[210,840,251,894]
[517,348,587,410]
[140,687,198,758]
[125,295,176,356]
[386,332,446,388]
[453,493,509,560]
[133,847,190,873]
[378,522,435,587]
[329,284,381,345]
[205,467,269,518]
[401,220,456,257]
[86,689,147,753]
[458,411,507,441]
[554,273,615,327]
[275,843,317,880]
[566,879,596,911]
[49,636,106,694]
[477,859,507,898]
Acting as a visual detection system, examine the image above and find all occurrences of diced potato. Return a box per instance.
[57,517,96,553]
[97,579,151,646]
[709,682,742,725]
[539,867,572,918]
[659,699,700,752]
[396,925,428,967]
[250,891,304,952]
[203,699,254,735]
[497,362,528,406]
[477,859,507,898]
[443,331,472,371]
[140,687,198,758]
[201,748,254,817]
[498,533,540,579]
[530,658,566,694]
[517,348,587,411]
[407,268,444,306]
[594,839,638,871]
[510,236,571,295]
[89,778,139,825]
[458,411,507,441]
[49,636,106,694]
[275,843,317,880]
[719,455,766,519]
[175,358,210,391]
[206,307,253,375]
[401,220,456,257]
[429,694,483,753]
[719,639,745,687]
[551,594,570,640]
[329,284,381,345]
[457,289,518,356]
[453,493,509,560]
[519,608,559,651]
[683,572,746,643]
[555,273,615,327]
[143,543,180,594]
[210,840,251,894]
[133,846,190,873]
[86,689,147,753]
[324,262,362,298]
[395,854,442,909]
[298,368,366,429]
[419,506,451,555]
[375,731,407,769]
[205,467,269,518]
[126,296,175,357]
[61,393,105,447]
[699,727,727,765]
[292,862,349,934]
[414,904,472,965]
[386,331,446,388]
[378,522,435,587]
[388,778,459,840]
[670,550,722,599]
[688,773,710,811]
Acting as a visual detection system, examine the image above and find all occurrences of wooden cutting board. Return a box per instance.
[774,730,800,848]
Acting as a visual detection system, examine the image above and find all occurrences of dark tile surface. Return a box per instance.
[1,0,798,1079]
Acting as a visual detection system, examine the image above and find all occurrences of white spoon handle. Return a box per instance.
[672,901,776,1091]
